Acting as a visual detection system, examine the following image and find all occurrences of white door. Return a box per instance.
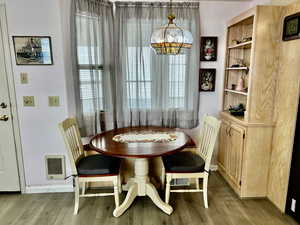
[0,5,20,191]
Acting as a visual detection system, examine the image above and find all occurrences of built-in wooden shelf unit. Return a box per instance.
[218,6,282,198]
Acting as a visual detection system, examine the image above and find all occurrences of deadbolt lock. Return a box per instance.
[0,115,9,121]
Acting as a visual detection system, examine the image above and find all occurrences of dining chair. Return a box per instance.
[59,118,122,215]
[161,115,221,208]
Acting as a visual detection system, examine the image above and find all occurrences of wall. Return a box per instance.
[3,0,252,190]
[198,1,252,121]
[5,0,72,190]
[267,0,300,212]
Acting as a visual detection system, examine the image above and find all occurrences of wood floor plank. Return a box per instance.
[0,172,297,225]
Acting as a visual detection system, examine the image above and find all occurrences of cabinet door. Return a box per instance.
[218,120,230,171]
[227,124,245,187]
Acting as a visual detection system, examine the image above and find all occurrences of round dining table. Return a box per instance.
[89,126,194,217]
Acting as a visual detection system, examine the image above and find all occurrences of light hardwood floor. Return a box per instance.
[0,172,297,225]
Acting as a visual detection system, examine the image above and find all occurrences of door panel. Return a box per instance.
[0,6,20,191]
[218,120,230,170]
[227,124,244,187]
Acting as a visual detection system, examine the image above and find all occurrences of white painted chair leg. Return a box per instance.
[165,175,171,204]
[118,175,122,194]
[113,178,120,208]
[74,177,80,215]
[203,173,209,208]
[161,165,165,189]
[81,182,86,195]
[196,178,200,190]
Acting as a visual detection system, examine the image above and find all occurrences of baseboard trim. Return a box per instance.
[210,164,218,171]
[25,185,74,194]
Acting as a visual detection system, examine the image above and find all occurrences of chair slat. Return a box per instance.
[59,118,85,175]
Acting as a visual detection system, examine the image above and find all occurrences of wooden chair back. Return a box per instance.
[59,118,84,176]
[197,115,221,172]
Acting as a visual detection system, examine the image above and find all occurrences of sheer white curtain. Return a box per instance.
[114,1,200,128]
[72,0,200,136]
[72,0,116,136]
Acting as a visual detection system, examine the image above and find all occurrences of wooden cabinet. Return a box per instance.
[218,113,274,197]
[218,120,229,171]
[218,6,282,198]
[227,124,245,187]
[218,120,245,192]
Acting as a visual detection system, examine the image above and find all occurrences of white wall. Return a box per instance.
[5,0,72,189]
[4,0,254,190]
[198,1,252,120]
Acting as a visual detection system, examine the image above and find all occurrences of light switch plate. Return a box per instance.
[48,96,60,107]
[23,96,35,107]
[20,73,28,84]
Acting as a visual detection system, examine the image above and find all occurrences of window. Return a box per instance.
[77,46,104,113]
[169,55,186,109]
[126,47,152,108]
[125,47,187,109]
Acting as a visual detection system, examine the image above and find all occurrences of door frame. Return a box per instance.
[0,2,26,193]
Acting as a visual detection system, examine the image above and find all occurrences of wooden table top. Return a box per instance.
[89,127,195,158]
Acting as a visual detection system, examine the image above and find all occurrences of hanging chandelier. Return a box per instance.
[150,0,193,55]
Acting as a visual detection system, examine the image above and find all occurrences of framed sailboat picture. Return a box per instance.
[12,36,53,65]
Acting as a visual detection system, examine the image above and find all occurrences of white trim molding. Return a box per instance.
[0,3,26,193]
[25,185,74,194]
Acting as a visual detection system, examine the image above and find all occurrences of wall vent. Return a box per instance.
[45,155,65,180]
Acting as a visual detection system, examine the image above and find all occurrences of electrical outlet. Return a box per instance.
[23,96,35,107]
[20,73,28,84]
[291,199,296,212]
[48,96,60,107]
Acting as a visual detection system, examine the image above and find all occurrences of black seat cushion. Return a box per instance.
[162,151,205,173]
[76,154,121,176]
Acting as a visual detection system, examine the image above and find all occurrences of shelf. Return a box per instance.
[225,89,248,96]
[220,111,275,127]
[226,67,249,71]
[221,111,245,124]
[228,41,252,49]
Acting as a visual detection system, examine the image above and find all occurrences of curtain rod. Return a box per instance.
[110,0,251,2]
[114,1,200,7]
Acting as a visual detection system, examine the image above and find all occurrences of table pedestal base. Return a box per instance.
[113,158,173,217]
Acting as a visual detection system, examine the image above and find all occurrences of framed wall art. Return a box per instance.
[200,36,218,62]
[199,68,216,92]
[12,36,53,65]
[283,12,300,41]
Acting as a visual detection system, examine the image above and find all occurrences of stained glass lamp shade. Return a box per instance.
[151,14,193,55]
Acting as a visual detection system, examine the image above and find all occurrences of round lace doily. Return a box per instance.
[112,131,177,143]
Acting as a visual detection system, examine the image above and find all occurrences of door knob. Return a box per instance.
[0,115,9,121]
[0,103,7,109]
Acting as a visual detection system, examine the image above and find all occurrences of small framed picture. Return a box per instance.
[199,69,216,92]
[12,36,53,65]
[283,12,300,41]
[200,36,218,61]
